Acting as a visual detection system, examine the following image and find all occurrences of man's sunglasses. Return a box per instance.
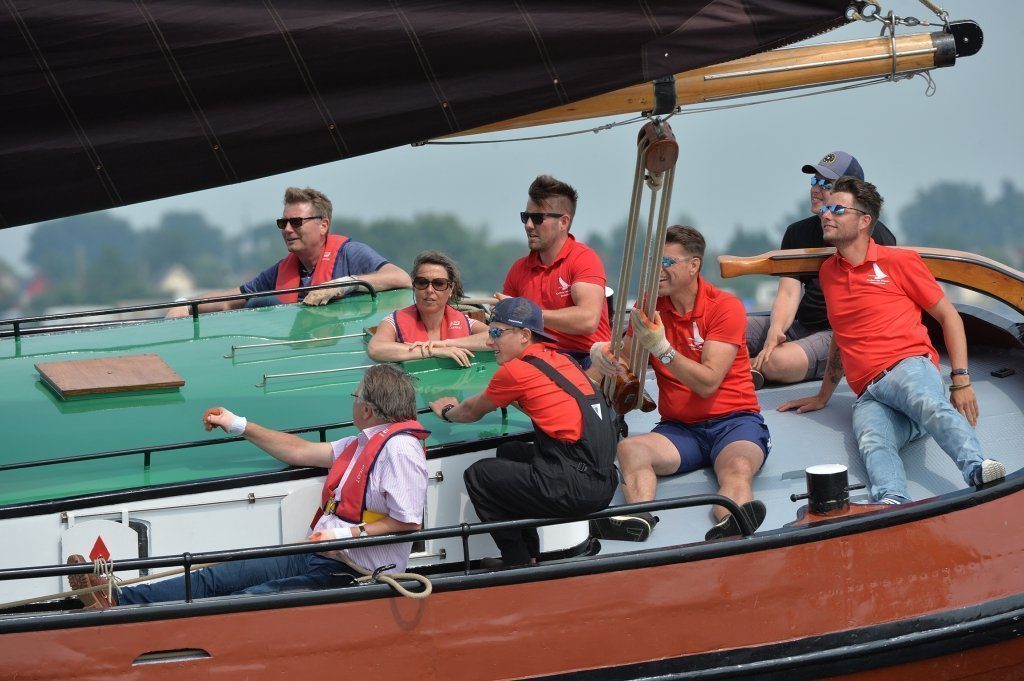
[276,215,323,229]
[661,256,693,268]
[520,212,564,225]
[413,277,452,291]
[488,327,509,339]
[819,204,868,216]
[810,177,834,191]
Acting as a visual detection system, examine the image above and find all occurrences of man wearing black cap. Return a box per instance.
[428,297,618,567]
[746,152,897,386]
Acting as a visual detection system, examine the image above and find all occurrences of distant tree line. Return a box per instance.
[5,179,1022,314]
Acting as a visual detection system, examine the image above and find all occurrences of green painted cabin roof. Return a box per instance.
[0,290,532,506]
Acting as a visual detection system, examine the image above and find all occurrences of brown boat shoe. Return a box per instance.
[67,554,114,610]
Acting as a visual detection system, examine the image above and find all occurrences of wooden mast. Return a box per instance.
[458,25,973,136]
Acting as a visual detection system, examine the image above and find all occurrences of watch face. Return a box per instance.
[660,352,673,364]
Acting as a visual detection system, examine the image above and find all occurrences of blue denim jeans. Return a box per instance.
[117,553,359,605]
[852,355,985,502]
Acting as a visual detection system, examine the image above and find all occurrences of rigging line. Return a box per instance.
[420,71,930,147]
[418,116,647,146]
[134,0,238,182]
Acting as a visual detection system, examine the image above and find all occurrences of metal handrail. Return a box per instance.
[0,407,432,474]
[0,280,377,340]
[0,495,751,596]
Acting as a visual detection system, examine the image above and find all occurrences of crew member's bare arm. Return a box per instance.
[777,335,844,413]
[427,392,499,424]
[166,288,247,318]
[536,282,605,336]
[751,276,802,371]
[204,407,333,467]
[927,296,978,426]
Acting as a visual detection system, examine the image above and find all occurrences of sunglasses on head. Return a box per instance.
[519,212,564,225]
[413,277,452,291]
[818,204,868,216]
[810,177,834,191]
[276,215,323,230]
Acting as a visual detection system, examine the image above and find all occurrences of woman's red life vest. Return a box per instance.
[310,420,430,529]
[391,304,472,343]
[274,234,350,303]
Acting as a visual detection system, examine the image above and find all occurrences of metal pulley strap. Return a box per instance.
[651,74,676,116]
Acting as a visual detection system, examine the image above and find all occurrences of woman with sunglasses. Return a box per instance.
[368,251,489,367]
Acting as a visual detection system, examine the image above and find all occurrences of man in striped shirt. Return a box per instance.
[68,364,429,608]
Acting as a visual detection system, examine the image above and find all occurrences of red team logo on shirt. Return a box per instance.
[449,320,462,329]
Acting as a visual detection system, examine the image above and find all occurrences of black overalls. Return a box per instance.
[464,355,618,565]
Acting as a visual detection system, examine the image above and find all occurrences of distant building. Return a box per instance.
[158,265,196,300]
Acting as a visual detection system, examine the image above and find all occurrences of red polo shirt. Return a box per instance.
[484,344,594,442]
[819,240,943,396]
[633,278,759,424]
[502,235,611,353]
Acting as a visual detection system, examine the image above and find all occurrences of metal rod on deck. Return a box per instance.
[256,363,375,388]
[225,333,365,358]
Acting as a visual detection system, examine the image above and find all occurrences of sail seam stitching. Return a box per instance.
[263,0,350,157]
[514,2,570,105]
[2,0,122,207]
[389,0,459,132]
[134,0,239,182]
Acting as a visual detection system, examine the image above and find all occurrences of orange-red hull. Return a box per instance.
[3,484,1023,680]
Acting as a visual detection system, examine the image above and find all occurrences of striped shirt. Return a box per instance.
[313,423,429,573]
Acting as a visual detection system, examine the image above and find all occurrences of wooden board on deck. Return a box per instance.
[35,353,184,398]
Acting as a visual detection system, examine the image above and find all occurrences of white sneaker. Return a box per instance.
[974,459,1006,486]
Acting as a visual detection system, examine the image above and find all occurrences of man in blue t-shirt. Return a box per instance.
[167,187,411,317]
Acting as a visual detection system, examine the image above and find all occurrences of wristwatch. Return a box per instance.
[357,524,368,538]
[950,368,970,379]
[440,404,455,422]
[658,347,677,365]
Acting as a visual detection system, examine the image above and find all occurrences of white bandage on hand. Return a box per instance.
[228,415,247,435]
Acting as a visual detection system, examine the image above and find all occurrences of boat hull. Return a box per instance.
[4,479,1023,679]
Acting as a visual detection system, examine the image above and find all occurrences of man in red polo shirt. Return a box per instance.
[779,177,1004,503]
[429,297,617,567]
[589,226,770,542]
[496,175,611,368]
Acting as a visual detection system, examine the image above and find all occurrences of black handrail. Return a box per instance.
[0,495,751,591]
[0,407,433,474]
[0,280,377,340]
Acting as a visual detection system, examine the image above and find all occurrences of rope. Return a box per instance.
[330,551,433,600]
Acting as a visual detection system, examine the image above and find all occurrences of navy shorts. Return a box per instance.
[653,411,771,474]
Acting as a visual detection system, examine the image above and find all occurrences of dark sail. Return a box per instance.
[0,1,849,228]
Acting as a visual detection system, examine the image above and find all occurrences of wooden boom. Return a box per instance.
[718,247,1024,315]
[459,24,974,136]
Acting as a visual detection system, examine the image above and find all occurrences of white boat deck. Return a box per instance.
[594,342,1024,555]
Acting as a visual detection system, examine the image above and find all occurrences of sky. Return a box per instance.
[1,2,1020,272]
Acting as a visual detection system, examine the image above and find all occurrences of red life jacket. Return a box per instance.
[391,304,472,343]
[310,420,430,529]
[274,234,350,303]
